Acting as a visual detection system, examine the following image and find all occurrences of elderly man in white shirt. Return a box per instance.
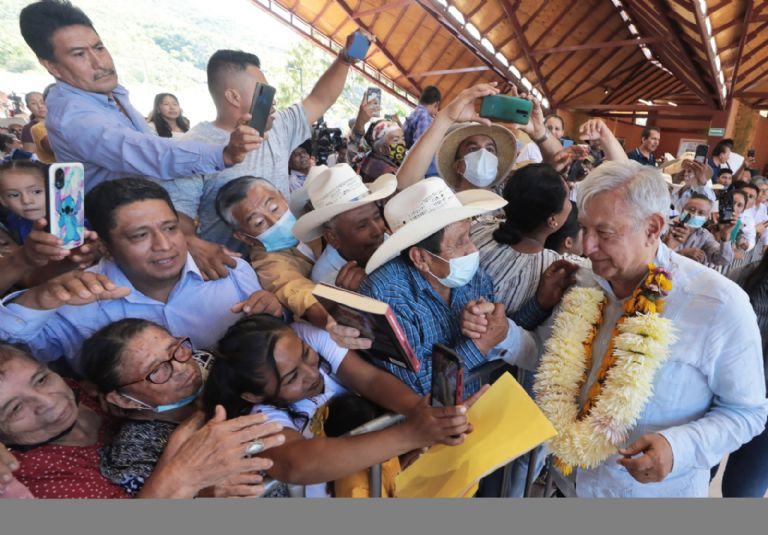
[463,160,767,497]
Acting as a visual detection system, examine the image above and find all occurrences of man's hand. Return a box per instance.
[617,433,674,484]
[208,472,266,498]
[667,223,693,245]
[681,159,712,186]
[357,93,380,126]
[188,236,241,281]
[325,317,373,350]
[232,290,283,317]
[223,114,266,167]
[460,297,495,339]
[503,84,545,139]
[335,261,367,291]
[22,218,70,265]
[717,222,735,242]
[680,247,706,263]
[536,259,579,311]
[0,443,19,494]
[472,302,509,356]
[15,271,131,310]
[438,82,500,126]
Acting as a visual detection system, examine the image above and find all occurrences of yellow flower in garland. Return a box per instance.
[534,264,677,475]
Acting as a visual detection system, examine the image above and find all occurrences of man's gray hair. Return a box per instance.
[215,175,278,229]
[750,176,768,188]
[577,160,671,233]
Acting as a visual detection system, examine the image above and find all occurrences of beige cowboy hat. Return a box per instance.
[292,163,397,243]
[660,151,695,176]
[364,177,507,274]
[436,122,518,190]
[288,165,329,217]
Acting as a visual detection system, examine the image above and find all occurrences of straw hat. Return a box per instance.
[292,163,397,242]
[435,122,518,190]
[288,165,328,217]
[364,177,507,274]
[660,151,695,176]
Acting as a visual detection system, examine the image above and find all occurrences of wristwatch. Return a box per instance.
[533,129,550,144]
[338,49,358,65]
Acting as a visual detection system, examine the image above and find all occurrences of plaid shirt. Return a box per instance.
[358,256,495,395]
[403,105,438,176]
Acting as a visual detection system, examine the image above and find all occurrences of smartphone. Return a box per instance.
[366,87,382,117]
[694,144,709,164]
[561,138,574,148]
[46,162,85,249]
[249,83,276,136]
[347,31,371,61]
[430,344,464,408]
[479,95,533,125]
[676,212,692,227]
[718,195,734,224]
[748,148,756,158]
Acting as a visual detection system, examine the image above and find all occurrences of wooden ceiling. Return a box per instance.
[250,0,768,116]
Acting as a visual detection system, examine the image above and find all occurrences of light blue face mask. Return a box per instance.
[426,250,480,289]
[681,211,707,228]
[121,384,204,413]
[244,210,299,252]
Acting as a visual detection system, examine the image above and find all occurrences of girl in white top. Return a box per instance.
[147,93,190,139]
[203,314,482,497]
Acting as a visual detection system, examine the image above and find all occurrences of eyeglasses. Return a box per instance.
[117,337,193,389]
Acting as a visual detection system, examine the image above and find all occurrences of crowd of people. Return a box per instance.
[0,0,766,500]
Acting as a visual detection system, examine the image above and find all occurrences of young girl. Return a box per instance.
[203,314,480,498]
[0,160,46,245]
[147,93,190,138]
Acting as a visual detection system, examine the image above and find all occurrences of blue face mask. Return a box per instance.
[121,384,204,413]
[681,211,707,228]
[244,210,299,252]
[426,250,480,288]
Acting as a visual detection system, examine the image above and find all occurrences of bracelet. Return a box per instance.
[338,50,358,65]
[533,129,549,144]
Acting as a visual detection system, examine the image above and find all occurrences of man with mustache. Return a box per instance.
[18,1,262,192]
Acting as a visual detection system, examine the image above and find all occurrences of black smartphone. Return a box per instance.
[249,83,276,136]
[430,344,464,408]
[694,144,709,164]
[719,196,734,224]
[676,212,691,227]
[748,148,756,158]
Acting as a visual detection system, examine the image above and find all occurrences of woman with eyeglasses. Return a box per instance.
[0,318,285,499]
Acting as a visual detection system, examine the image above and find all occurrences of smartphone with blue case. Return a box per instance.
[347,31,371,60]
[46,162,85,249]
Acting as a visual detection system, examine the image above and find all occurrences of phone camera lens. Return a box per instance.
[54,168,65,189]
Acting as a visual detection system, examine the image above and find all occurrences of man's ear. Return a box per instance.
[564,236,574,251]
[646,213,666,244]
[453,158,466,177]
[233,230,256,246]
[105,390,144,411]
[409,247,431,272]
[241,391,264,405]
[223,88,241,110]
[323,227,340,250]
[38,58,61,80]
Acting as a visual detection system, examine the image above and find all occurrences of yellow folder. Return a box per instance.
[395,372,557,498]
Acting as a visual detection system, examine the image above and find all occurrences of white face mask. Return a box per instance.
[462,148,498,188]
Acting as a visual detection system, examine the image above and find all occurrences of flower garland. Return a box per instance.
[533,264,676,475]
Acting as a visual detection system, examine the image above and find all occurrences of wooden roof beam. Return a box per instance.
[605,68,670,105]
[691,0,727,108]
[560,56,645,104]
[734,92,768,98]
[499,0,555,104]
[396,66,491,79]
[351,1,413,19]
[569,104,715,113]
[529,0,581,50]
[521,2,549,32]
[729,1,754,98]
[531,37,669,56]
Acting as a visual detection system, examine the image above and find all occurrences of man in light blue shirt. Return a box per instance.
[466,161,768,497]
[0,177,281,373]
[19,1,263,192]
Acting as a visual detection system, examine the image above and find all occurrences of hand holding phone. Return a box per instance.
[694,144,708,164]
[430,344,464,408]
[479,95,533,125]
[249,83,276,136]
[366,87,382,117]
[347,31,371,61]
[46,163,85,250]
[718,196,734,224]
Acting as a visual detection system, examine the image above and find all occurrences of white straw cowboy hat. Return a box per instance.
[292,163,397,242]
[364,177,507,274]
[436,122,518,190]
[288,164,328,217]
[660,151,695,176]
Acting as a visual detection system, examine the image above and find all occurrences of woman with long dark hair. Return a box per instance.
[147,93,190,138]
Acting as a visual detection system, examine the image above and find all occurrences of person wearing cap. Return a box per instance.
[215,174,330,329]
[357,177,540,396]
[288,140,316,193]
[357,120,405,183]
[293,164,396,292]
[396,83,564,194]
[662,154,718,213]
